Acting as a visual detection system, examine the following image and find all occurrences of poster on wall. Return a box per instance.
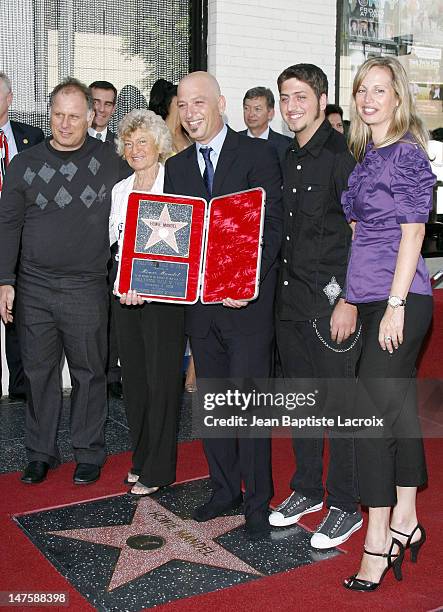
[341,0,443,131]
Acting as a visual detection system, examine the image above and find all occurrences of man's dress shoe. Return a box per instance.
[73,463,101,484]
[108,381,123,400]
[21,461,49,484]
[193,494,243,522]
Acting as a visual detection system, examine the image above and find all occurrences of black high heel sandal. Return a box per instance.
[344,538,405,591]
[390,524,426,563]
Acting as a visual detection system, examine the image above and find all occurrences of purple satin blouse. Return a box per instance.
[341,138,435,304]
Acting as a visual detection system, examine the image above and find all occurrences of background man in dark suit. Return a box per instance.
[88,80,117,144]
[88,80,123,400]
[0,71,44,401]
[240,86,291,164]
[164,71,283,537]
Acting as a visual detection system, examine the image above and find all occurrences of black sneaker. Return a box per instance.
[269,492,323,527]
[310,506,363,549]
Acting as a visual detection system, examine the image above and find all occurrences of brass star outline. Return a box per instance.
[142,204,188,253]
[48,496,261,591]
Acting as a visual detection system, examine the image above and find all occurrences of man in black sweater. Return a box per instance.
[0,78,125,485]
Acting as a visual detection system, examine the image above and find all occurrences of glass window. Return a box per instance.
[338,0,443,133]
[0,0,193,135]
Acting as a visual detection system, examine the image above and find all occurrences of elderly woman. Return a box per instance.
[342,57,434,591]
[109,109,185,496]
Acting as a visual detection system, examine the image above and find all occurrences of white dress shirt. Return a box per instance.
[246,126,270,140]
[88,127,109,141]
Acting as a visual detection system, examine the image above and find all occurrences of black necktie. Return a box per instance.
[200,147,214,197]
[96,132,103,141]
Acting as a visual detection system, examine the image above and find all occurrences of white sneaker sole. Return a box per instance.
[269,502,323,527]
[310,517,363,549]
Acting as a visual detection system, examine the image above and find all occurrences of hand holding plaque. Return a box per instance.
[116,188,265,304]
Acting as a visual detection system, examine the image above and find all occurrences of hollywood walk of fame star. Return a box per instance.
[142,205,188,253]
[49,497,261,591]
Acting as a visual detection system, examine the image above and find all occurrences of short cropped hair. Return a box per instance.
[325,104,343,119]
[243,87,275,109]
[116,108,173,163]
[50,77,93,111]
[89,80,117,104]
[0,72,12,93]
[277,63,328,99]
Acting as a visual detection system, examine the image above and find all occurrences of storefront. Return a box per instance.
[338,0,443,133]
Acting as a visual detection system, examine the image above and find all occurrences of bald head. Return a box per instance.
[177,71,225,144]
[178,71,221,98]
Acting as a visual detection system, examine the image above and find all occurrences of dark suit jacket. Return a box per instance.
[164,127,283,337]
[105,129,116,146]
[2,121,44,392]
[10,120,44,153]
[238,127,291,165]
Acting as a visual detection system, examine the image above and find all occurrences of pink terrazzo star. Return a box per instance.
[49,497,260,591]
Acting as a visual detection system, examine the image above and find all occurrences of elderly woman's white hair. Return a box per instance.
[115,108,173,163]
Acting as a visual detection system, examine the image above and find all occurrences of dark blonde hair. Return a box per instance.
[348,56,429,161]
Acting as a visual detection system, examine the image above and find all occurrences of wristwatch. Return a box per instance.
[388,295,406,308]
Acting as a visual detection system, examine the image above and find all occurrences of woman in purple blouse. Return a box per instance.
[341,57,435,591]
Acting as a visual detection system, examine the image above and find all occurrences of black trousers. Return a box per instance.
[113,299,185,487]
[276,315,361,513]
[191,321,274,521]
[355,293,432,507]
[17,270,108,466]
[106,249,121,384]
[1,315,25,395]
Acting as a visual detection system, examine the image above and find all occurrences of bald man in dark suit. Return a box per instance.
[164,72,283,537]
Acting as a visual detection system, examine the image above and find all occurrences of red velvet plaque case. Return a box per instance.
[117,188,264,304]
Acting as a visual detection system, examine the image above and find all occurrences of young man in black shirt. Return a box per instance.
[270,64,362,548]
[0,78,125,485]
